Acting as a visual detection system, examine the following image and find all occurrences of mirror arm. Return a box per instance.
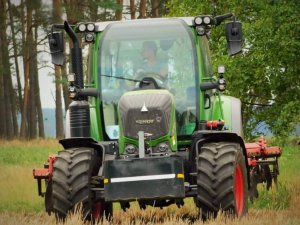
[200,82,219,91]
[214,13,235,25]
[200,78,226,92]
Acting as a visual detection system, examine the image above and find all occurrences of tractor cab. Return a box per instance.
[99,19,198,145]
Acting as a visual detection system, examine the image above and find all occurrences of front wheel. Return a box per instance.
[196,142,248,219]
[50,147,111,221]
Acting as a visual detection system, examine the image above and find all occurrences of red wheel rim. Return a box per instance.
[235,165,244,217]
[92,202,102,220]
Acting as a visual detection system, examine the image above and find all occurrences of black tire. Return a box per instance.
[196,142,248,219]
[51,147,110,221]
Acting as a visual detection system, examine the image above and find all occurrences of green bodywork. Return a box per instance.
[90,33,103,141]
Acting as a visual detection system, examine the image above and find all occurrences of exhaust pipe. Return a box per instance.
[64,21,84,90]
[64,21,90,138]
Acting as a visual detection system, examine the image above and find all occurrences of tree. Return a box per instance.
[138,0,146,18]
[33,0,45,138]
[116,0,123,20]
[20,0,32,139]
[28,17,37,139]
[151,0,159,17]
[0,0,7,139]
[7,0,22,112]
[2,0,130,140]
[167,0,300,141]
[53,0,64,139]
[130,0,136,19]
[17,0,47,139]
[0,0,19,139]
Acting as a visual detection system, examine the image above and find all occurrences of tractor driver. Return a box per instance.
[136,41,168,86]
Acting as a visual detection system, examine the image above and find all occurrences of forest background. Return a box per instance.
[0,0,299,143]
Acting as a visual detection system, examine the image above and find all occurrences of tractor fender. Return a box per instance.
[59,138,117,157]
[59,138,119,177]
[190,131,250,189]
[59,138,105,158]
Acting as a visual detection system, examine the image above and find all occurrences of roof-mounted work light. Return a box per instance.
[78,23,86,32]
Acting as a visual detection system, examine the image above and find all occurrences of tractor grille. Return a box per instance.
[119,91,172,139]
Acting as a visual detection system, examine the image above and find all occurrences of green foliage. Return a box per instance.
[63,0,119,22]
[167,0,300,139]
[250,182,291,210]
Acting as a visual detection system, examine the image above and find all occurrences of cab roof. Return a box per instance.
[95,17,195,32]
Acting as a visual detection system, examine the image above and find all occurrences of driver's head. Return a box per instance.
[141,41,157,60]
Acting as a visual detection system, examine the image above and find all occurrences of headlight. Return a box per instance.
[125,144,137,154]
[85,33,94,42]
[196,26,206,36]
[156,142,169,153]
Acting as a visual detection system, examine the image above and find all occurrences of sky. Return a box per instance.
[39,57,57,109]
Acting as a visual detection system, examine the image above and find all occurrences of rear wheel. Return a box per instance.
[196,142,248,219]
[51,147,111,221]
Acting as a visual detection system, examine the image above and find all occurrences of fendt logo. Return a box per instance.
[135,119,155,125]
[141,102,148,112]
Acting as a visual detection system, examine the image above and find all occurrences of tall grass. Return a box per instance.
[0,139,61,212]
[0,139,60,166]
[0,165,44,212]
[250,182,291,210]
[1,198,300,225]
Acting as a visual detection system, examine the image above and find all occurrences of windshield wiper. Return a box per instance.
[100,74,150,85]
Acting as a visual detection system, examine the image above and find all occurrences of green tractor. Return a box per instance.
[34,13,250,220]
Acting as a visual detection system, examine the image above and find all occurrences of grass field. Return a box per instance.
[0,139,299,224]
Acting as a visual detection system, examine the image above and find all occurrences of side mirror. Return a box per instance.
[225,21,242,55]
[48,32,64,66]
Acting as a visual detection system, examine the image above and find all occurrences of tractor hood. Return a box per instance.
[118,90,174,140]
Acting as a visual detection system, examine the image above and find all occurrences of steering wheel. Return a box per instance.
[136,71,166,89]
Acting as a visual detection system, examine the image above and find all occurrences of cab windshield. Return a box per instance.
[99,19,197,140]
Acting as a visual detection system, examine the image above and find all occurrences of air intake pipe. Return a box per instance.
[64,21,90,137]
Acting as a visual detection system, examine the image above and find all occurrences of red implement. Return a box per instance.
[245,137,281,157]
[245,136,281,201]
[33,154,57,196]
